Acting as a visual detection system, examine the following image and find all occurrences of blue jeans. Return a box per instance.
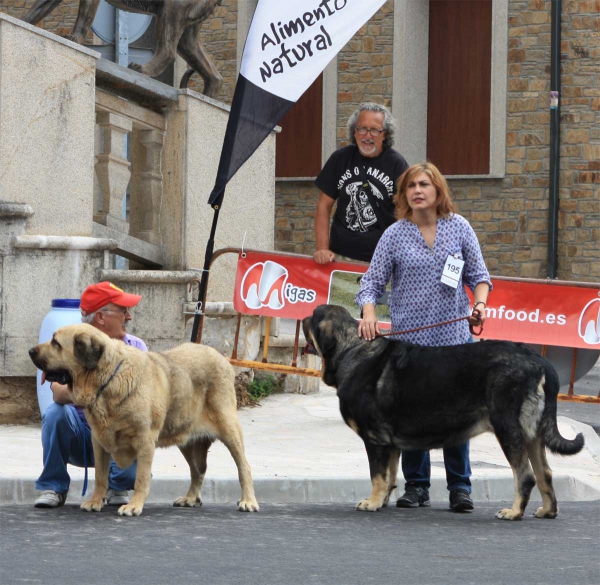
[401,442,472,493]
[36,403,137,495]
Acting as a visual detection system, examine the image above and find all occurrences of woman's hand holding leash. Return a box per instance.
[358,303,380,341]
[359,301,488,341]
[472,300,487,323]
[468,301,487,336]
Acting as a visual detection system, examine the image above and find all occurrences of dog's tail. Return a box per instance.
[540,363,585,455]
[542,417,585,455]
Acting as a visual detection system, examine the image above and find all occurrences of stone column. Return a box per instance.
[94,112,132,232]
[129,129,165,246]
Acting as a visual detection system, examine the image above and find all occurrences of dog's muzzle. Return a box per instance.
[42,371,73,385]
[28,347,72,385]
[28,347,46,371]
[301,317,318,355]
[303,341,318,356]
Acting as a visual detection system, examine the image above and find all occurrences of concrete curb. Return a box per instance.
[2,474,599,507]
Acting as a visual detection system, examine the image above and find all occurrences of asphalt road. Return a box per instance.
[1,503,598,585]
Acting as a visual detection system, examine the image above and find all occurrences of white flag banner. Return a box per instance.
[209,0,387,207]
[242,0,387,102]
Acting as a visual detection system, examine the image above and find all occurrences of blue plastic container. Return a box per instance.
[36,299,81,415]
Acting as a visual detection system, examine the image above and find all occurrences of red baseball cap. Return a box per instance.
[80,282,142,314]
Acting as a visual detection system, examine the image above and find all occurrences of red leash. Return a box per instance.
[376,309,484,338]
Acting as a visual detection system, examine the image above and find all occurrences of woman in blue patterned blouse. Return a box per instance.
[355,161,492,512]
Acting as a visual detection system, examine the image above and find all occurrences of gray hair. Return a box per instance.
[81,304,111,324]
[347,102,397,149]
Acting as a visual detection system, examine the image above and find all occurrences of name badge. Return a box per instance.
[441,254,465,289]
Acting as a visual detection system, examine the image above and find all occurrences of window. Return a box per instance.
[393,0,507,177]
[427,0,493,175]
[275,75,323,178]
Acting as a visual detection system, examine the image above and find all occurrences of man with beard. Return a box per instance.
[33,282,147,508]
[313,103,409,264]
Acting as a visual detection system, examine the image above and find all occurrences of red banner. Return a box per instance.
[233,251,600,350]
[465,281,600,349]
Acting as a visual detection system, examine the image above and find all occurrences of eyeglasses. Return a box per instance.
[101,308,132,316]
[355,127,384,137]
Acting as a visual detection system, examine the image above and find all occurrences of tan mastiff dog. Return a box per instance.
[29,323,259,516]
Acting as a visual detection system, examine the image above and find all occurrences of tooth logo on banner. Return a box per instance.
[578,297,600,345]
[241,261,289,310]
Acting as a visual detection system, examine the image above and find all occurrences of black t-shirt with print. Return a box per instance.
[315,145,409,262]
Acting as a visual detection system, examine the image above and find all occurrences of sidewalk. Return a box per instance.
[1,385,599,507]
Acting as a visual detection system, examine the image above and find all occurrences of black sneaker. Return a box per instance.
[449,489,474,512]
[396,486,431,508]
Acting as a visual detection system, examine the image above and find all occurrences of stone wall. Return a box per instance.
[0,377,39,424]
[0,0,78,35]
[447,0,599,281]
[559,0,600,281]
[275,181,319,256]
[182,0,239,104]
[198,0,238,104]
[335,0,394,146]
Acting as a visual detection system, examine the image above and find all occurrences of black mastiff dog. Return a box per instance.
[303,305,584,521]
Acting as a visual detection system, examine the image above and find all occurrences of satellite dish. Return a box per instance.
[91,0,153,44]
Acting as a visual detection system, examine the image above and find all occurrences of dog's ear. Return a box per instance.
[74,331,105,370]
[316,320,337,357]
[322,364,337,387]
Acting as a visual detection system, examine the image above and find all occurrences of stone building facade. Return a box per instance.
[1,0,598,282]
[277,0,599,283]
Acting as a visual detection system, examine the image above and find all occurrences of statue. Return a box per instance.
[23,0,224,98]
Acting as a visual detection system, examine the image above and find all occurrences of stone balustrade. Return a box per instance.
[94,111,133,233]
[93,85,168,268]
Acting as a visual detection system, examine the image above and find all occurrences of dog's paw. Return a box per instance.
[356,498,381,512]
[237,499,259,512]
[534,506,558,519]
[128,62,144,73]
[173,496,202,508]
[118,503,144,517]
[80,499,104,512]
[62,34,82,44]
[495,508,523,521]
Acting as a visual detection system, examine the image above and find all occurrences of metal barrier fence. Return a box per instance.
[195,248,599,403]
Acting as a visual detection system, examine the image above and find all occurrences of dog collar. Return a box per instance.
[96,360,124,399]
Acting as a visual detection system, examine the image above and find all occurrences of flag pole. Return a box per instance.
[191,1,388,344]
[190,201,222,343]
